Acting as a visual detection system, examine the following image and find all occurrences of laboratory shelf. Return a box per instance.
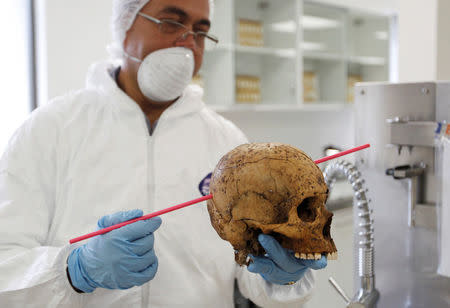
[211,103,353,113]
[348,56,386,66]
[303,51,345,62]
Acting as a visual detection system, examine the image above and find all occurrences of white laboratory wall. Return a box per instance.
[38,0,112,103]
[397,0,437,82]
[397,0,450,81]
[0,1,34,155]
[436,0,450,80]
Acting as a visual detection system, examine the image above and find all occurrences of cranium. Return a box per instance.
[207,143,337,265]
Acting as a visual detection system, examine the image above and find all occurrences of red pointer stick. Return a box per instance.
[69,195,213,244]
[69,143,370,244]
[314,143,370,164]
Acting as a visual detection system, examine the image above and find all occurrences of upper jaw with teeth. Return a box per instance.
[294,252,338,260]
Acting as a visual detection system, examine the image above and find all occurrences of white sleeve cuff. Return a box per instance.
[236,266,317,308]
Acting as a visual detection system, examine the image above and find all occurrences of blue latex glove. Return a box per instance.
[67,209,162,293]
[247,234,327,285]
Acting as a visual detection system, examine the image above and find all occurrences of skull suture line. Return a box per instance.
[207,143,337,265]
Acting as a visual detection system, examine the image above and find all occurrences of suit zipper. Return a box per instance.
[142,115,154,308]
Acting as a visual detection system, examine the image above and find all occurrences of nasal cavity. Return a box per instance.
[323,216,332,239]
[297,197,317,222]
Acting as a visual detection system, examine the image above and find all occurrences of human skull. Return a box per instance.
[207,143,337,265]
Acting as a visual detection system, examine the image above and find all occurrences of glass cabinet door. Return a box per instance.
[234,0,300,106]
[198,0,235,107]
[200,0,392,109]
[347,13,390,102]
[302,2,347,104]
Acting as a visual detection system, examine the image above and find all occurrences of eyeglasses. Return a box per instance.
[137,12,219,47]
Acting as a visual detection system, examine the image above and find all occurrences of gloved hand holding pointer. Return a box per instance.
[67,209,162,293]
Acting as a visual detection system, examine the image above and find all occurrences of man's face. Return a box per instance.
[124,0,211,77]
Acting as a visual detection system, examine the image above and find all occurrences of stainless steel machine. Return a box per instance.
[347,82,450,307]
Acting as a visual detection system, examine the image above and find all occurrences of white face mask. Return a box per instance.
[126,47,195,102]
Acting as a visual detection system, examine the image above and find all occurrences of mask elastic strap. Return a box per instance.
[123,51,142,63]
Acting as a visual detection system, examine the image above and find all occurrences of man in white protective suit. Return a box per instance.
[0,0,327,307]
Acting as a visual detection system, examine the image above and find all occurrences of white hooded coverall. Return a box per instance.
[0,61,316,307]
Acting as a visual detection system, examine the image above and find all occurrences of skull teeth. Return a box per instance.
[293,252,321,260]
[327,252,338,260]
[246,255,251,263]
[293,252,338,260]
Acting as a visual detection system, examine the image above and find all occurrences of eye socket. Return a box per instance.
[297,197,317,222]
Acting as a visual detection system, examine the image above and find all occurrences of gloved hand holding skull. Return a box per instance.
[207,143,336,285]
[247,234,327,285]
